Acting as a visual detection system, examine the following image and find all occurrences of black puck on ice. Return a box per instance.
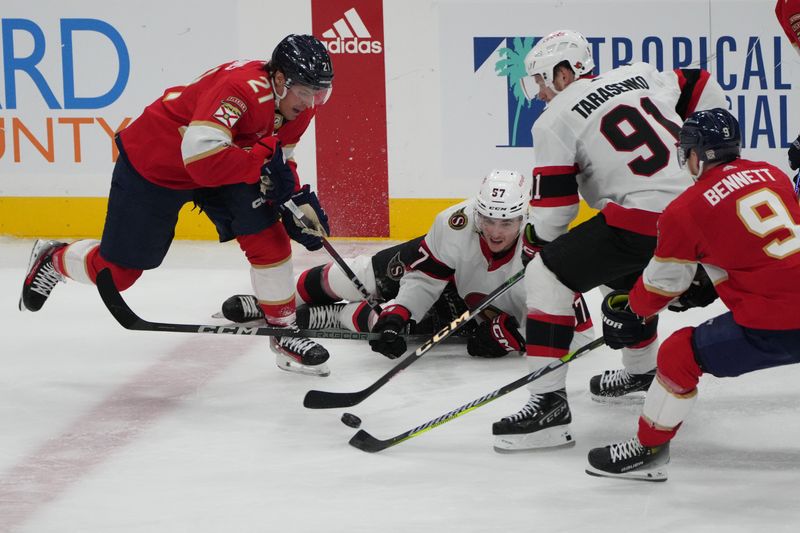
[341,412,362,428]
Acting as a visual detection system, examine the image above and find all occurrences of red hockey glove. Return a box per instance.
[467,312,525,358]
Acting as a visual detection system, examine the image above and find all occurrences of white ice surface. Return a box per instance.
[1,237,799,532]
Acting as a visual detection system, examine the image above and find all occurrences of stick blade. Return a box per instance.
[303,389,366,409]
[348,430,390,453]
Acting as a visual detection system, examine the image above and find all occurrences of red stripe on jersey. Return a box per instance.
[685,70,710,116]
[601,203,661,236]
[530,195,580,208]
[527,312,575,326]
[534,165,579,176]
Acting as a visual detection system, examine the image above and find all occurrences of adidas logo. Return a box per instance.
[321,7,383,54]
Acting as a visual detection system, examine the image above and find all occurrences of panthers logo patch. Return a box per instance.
[448,207,468,230]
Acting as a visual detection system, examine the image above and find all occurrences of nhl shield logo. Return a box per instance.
[448,207,468,230]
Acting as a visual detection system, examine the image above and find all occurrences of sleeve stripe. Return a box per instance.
[534,164,579,176]
[674,69,711,119]
[642,282,684,298]
[532,165,579,204]
[410,240,455,281]
[181,123,233,165]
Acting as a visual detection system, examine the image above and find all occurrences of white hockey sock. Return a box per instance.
[641,374,698,431]
[61,239,100,284]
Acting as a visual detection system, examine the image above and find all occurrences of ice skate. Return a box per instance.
[19,239,67,312]
[271,326,331,377]
[492,389,574,451]
[296,303,346,329]
[590,368,655,403]
[586,436,669,482]
[216,294,264,323]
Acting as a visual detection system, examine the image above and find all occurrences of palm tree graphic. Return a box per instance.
[495,36,536,146]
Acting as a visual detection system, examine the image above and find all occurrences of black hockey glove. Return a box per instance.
[667,265,718,312]
[467,312,525,358]
[601,290,658,350]
[280,185,330,251]
[521,223,548,267]
[258,139,295,205]
[789,134,800,170]
[369,304,410,359]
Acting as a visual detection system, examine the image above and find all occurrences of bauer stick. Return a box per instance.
[96,268,465,343]
[302,267,526,409]
[349,336,606,452]
[284,199,382,313]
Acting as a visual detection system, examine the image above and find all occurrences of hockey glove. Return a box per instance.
[369,305,410,359]
[601,290,658,350]
[258,138,295,205]
[789,134,800,170]
[280,185,330,251]
[467,312,525,358]
[667,265,718,312]
[521,223,548,267]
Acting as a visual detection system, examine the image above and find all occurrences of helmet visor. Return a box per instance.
[289,83,332,107]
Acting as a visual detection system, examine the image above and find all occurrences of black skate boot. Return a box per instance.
[19,239,67,312]
[271,326,331,377]
[217,294,264,323]
[590,369,655,402]
[296,303,346,329]
[586,436,669,482]
[492,389,573,451]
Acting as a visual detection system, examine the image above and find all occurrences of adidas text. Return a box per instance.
[324,38,383,54]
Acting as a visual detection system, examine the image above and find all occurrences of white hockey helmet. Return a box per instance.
[521,29,594,99]
[474,169,530,222]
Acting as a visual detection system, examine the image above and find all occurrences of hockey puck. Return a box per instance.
[341,412,362,428]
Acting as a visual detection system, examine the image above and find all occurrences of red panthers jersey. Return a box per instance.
[119,60,313,190]
[630,158,800,330]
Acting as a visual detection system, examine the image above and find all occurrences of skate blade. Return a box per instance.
[493,425,574,452]
[585,465,668,482]
[590,391,647,405]
[275,355,330,377]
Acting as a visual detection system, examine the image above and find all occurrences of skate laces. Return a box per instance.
[30,260,63,297]
[504,394,544,423]
[238,296,263,319]
[309,304,343,329]
[277,334,317,354]
[609,437,645,463]
[599,369,632,389]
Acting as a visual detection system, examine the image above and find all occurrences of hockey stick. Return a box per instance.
[96,268,465,343]
[302,267,526,409]
[349,336,605,453]
[284,200,382,313]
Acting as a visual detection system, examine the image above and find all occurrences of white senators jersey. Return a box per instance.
[530,62,726,241]
[393,199,528,327]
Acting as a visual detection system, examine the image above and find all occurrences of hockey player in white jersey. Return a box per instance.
[365,170,593,369]
[491,29,727,450]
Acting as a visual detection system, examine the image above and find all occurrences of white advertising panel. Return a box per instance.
[438,0,798,199]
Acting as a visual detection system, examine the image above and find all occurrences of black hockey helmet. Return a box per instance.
[270,34,333,91]
[677,108,741,167]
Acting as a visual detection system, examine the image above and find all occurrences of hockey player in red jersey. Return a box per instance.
[19,35,335,376]
[775,0,800,195]
[215,171,593,369]
[587,108,800,481]
[494,29,728,451]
